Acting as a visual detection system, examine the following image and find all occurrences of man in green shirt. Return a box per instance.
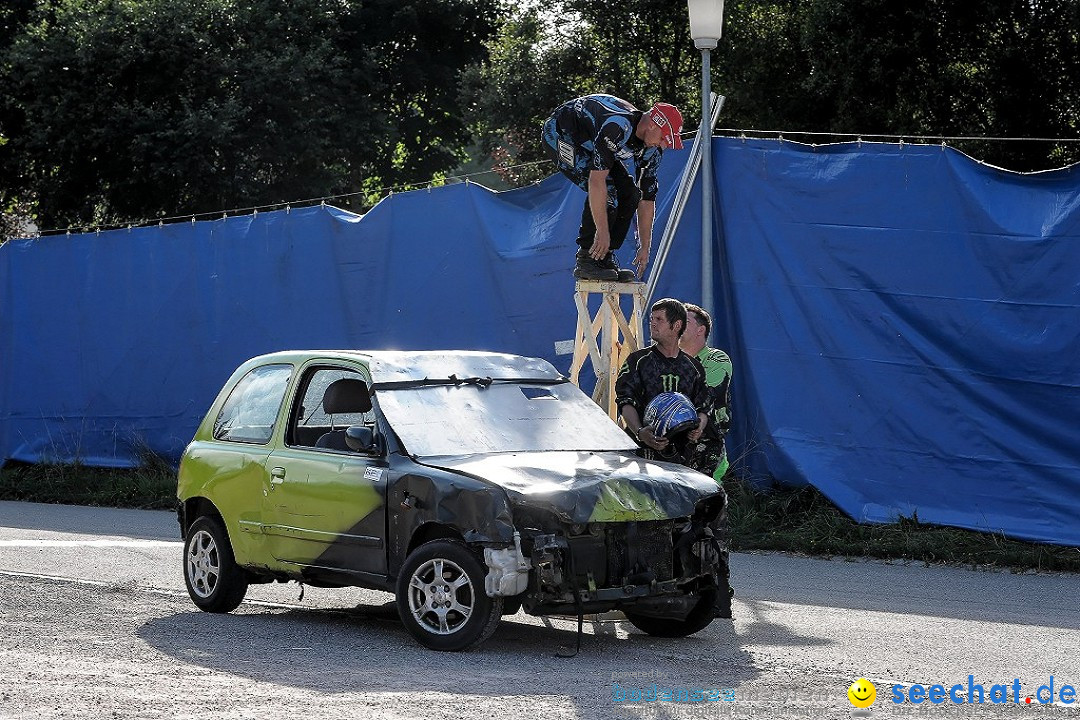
[680,303,735,618]
[679,303,733,482]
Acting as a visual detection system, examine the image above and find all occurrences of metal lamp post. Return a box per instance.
[688,0,724,324]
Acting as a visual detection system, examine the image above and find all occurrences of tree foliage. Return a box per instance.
[0,0,498,232]
[459,8,594,185]
[464,0,1080,180]
[2,0,1077,234]
[462,1,702,186]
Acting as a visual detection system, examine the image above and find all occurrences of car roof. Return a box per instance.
[249,350,564,384]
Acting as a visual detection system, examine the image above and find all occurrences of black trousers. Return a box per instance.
[574,161,642,254]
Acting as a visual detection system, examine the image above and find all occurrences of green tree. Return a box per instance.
[777,0,1080,170]
[460,7,597,185]
[0,0,34,48]
[0,0,498,231]
[963,0,1080,169]
[0,0,36,240]
[563,0,699,111]
[464,0,1080,179]
[726,0,1080,170]
[462,1,703,186]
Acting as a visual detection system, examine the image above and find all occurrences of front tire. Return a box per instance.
[624,586,718,638]
[396,540,502,651]
[184,515,248,613]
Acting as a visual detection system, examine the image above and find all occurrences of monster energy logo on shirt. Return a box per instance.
[660,374,680,393]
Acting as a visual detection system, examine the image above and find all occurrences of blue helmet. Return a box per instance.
[643,392,698,438]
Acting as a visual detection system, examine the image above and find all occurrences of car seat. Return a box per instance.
[315,378,372,450]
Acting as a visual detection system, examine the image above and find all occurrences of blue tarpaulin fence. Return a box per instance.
[2,137,1079,545]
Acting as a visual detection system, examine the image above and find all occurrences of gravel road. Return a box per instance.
[1,500,1078,719]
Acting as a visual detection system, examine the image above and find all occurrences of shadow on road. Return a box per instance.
[137,601,771,705]
[735,599,834,647]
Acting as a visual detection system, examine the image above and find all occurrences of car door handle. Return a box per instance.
[270,467,286,485]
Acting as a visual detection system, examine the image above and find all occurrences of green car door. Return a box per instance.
[260,364,389,577]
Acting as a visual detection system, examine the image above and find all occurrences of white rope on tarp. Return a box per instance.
[27,130,1077,238]
[717,128,1080,144]
[721,127,1080,175]
[31,160,553,237]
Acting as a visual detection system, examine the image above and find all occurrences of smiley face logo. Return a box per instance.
[848,678,876,708]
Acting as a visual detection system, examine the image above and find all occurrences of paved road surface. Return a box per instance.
[1,500,1077,719]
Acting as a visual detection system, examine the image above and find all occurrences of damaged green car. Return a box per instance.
[177,350,730,651]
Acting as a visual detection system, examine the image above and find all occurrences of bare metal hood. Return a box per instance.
[420,451,722,524]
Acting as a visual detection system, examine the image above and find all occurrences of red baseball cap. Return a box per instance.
[649,103,684,150]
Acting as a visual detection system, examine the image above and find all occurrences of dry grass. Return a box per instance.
[0,454,176,510]
[725,476,1080,573]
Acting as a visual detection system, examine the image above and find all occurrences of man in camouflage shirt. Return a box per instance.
[541,94,684,282]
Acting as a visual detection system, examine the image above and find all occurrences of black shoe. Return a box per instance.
[713,585,734,619]
[601,253,638,282]
[573,255,618,281]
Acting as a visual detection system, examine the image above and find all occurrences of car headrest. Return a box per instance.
[323,378,372,414]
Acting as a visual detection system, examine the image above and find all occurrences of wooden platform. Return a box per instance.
[569,279,646,420]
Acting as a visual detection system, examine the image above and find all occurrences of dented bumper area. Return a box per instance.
[486,495,726,620]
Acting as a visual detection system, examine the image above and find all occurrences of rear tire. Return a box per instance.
[396,540,502,651]
[183,515,248,613]
[624,586,718,638]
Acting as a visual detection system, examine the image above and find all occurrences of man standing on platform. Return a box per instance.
[541,94,684,282]
[680,303,734,482]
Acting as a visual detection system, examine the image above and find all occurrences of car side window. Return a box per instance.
[212,364,293,444]
[289,367,374,448]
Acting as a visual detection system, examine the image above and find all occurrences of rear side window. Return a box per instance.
[213,364,293,444]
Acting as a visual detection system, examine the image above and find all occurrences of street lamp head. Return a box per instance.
[688,0,724,49]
